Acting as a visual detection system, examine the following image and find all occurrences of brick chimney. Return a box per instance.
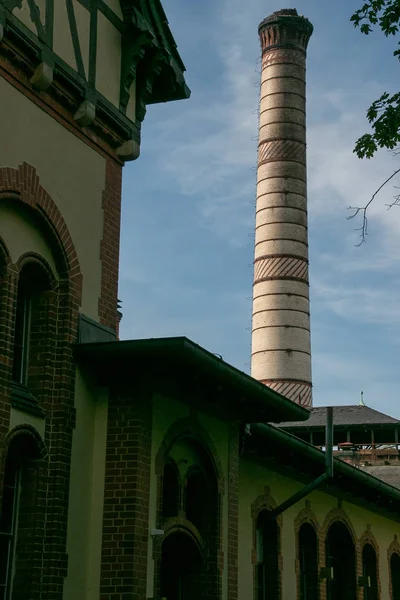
[251,9,314,407]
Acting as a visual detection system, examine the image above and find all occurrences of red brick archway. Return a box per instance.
[0,163,82,599]
[0,162,82,301]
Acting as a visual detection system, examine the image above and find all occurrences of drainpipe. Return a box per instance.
[270,407,334,517]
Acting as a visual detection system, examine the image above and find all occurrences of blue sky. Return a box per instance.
[118,0,400,416]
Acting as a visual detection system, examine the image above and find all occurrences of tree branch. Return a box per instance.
[347,167,400,245]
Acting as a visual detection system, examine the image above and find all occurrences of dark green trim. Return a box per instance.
[27,0,45,41]
[75,0,124,31]
[98,0,123,31]
[45,0,54,48]
[74,336,310,423]
[88,0,97,85]
[11,383,45,419]
[66,0,85,78]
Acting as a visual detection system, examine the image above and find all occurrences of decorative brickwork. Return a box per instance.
[0,164,81,599]
[100,386,153,600]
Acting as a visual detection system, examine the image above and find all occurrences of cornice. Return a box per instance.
[258,9,313,54]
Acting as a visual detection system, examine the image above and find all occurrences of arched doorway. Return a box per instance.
[299,522,319,600]
[160,532,203,600]
[391,553,400,600]
[326,521,356,600]
[362,543,378,600]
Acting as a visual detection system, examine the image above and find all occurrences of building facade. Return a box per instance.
[1,3,400,600]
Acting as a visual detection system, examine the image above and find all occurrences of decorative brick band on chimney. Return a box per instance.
[251,9,314,407]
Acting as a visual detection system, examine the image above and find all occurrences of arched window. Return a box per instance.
[162,462,180,520]
[0,431,45,600]
[12,261,53,389]
[362,543,378,600]
[256,510,280,600]
[299,522,319,600]
[326,521,356,600]
[185,468,210,535]
[391,553,400,600]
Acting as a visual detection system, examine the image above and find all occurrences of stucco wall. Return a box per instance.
[0,202,57,275]
[0,76,105,320]
[239,457,400,600]
[147,395,230,599]
[63,370,108,600]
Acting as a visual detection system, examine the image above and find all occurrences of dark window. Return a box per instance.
[299,523,319,600]
[391,553,400,600]
[12,263,50,387]
[256,510,280,600]
[362,544,378,600]
[12,288,31,385]
[326,522,356,600]
[0,454,20,600]
[162,462,180,520]
[185,469,210,535]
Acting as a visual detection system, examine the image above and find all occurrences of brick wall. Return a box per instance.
[0,164,82,599]
[100,386,153,600]
[228,422,239,600]
[99,159,123,333]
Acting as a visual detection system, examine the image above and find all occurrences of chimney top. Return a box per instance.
[258,8,313,53]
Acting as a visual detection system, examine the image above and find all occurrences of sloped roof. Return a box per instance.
[361,466,400,489]
[74,336,309,424]
[276,405,399,429]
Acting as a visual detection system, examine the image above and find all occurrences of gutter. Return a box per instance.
[182,339,309,423]
[269,407,334,517]
[250,410,400,513]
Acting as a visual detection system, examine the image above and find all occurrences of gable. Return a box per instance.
[1,0,189,129]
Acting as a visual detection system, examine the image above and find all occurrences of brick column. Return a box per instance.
[227,422,239,600]
[100,386,153,600]
[251,9,314,407]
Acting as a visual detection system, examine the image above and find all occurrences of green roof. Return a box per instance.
[74,336,309,424]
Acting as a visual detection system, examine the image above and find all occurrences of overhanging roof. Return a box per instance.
[74,336,309,424]
[249,423,400,520]
[276,405,399,430]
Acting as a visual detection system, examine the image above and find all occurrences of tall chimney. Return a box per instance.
[251,9,313,407]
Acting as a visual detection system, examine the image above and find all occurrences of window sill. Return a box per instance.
[11,383,45,418]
